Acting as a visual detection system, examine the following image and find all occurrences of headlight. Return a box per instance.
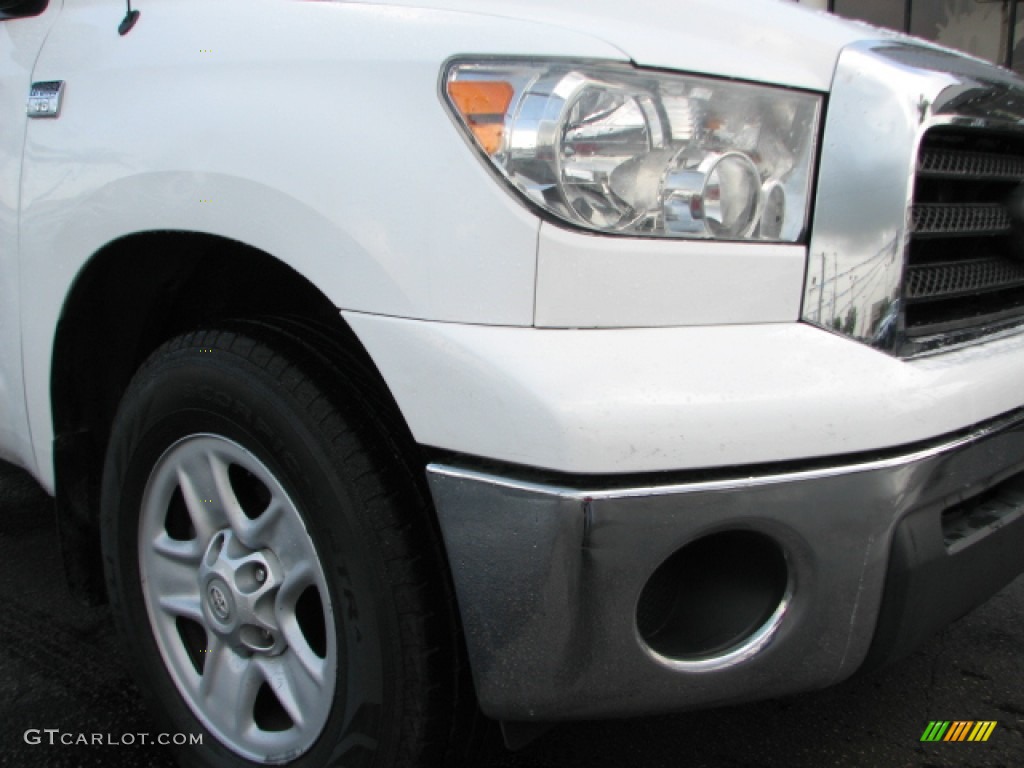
[444,60,821,242]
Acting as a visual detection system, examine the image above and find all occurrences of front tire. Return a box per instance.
[101,328,469,768]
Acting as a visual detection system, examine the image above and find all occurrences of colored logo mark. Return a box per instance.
[920,721,997,742]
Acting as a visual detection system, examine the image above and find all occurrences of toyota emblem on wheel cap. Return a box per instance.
[208,582,231,620]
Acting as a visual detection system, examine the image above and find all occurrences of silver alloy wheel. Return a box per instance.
[138,434,337,763]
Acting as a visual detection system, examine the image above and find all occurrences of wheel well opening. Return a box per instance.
[51,231,418,601]
[52,232,347,440]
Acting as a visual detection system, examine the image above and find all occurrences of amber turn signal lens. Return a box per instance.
[447,81,514,155]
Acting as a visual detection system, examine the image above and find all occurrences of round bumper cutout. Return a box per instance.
[636,530,790,666]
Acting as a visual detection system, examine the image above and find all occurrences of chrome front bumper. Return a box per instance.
[426,410,1024,721]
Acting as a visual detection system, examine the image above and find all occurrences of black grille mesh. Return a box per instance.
[906,258,1024,299]
[918,148,1024,180]
[911,203,1010,236]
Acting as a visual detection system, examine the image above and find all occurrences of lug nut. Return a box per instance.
[255,567,266,584]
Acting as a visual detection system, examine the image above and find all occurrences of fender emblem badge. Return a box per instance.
[27,81,64,119]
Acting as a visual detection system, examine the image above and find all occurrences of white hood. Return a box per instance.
[358,0,900,91]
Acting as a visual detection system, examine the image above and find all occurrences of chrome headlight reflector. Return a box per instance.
[445,61,821,242]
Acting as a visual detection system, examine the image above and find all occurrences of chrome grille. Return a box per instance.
[903,128,1024,342]
[801,42,1024,357]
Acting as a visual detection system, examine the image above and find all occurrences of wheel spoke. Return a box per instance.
[257,651,326,732]
[277,563,329,684]
[200,638,261,734]
[157,592,204,623]
[270,508,321,572]
[283,626,328,688]
[175,464,224,549]
[245,497,286,551]
[278,560,316,604]
[208,451,266,549]
[147,539,202,604]
[152,531,202,565]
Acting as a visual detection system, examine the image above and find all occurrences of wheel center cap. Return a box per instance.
[207,578,233,621]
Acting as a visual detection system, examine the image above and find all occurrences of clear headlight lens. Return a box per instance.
[445,61,821,242]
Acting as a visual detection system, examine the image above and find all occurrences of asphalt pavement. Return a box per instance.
[0,459,1021,768]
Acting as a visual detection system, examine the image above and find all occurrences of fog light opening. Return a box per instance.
[636,530,790,663]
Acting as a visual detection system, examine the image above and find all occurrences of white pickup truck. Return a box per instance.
[3,0,1024,766]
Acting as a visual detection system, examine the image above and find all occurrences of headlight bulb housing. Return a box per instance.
[444,60,821,242]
